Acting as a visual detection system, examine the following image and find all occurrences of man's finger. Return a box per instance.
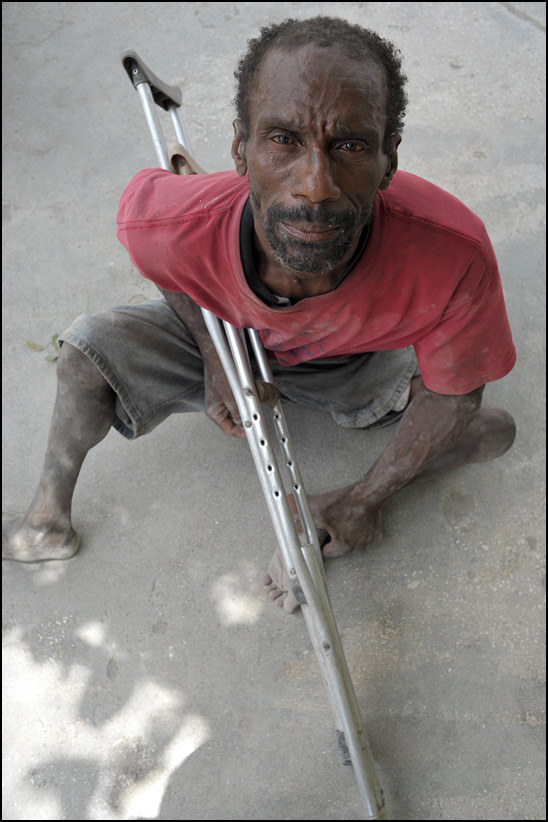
[216,415,246,438]
[214,409,246,438]
[206,401,245,437]
[223,420,246,438]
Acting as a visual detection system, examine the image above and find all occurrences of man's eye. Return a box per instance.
[272,134,292,145]
[339,141,363,152]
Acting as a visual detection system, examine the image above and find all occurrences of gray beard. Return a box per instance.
[250,192,372,275]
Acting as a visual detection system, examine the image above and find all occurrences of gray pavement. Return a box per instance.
[2,2,546,819]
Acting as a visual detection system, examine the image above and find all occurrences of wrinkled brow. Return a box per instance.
[256,114,382,142]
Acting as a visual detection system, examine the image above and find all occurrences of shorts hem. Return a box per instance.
[59,328,204,440]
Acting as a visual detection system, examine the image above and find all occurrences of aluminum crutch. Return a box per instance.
[121,50,388,820]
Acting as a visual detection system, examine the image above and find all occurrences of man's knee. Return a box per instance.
[57,342,110,393]
[494,407,517,455]
[476,406,517,460]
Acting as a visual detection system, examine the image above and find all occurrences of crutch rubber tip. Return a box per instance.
[336,729,352,766]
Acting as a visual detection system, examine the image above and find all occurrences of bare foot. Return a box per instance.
[262,520,331,614]
[263,547,301,614]
[2,514,80,562]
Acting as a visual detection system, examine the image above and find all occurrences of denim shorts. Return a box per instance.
[59,299,419,440]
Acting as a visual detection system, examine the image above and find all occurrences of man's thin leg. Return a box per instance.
[401,377,516,484]
[3,343,116,562]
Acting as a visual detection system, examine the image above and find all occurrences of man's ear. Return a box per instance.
[231,119,248,176]
[378,137,401,191]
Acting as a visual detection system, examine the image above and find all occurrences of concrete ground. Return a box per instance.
[2,2,545,819]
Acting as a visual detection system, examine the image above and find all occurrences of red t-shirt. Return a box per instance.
[117,168,516,395]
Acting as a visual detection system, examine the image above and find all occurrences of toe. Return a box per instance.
[282,591,300,614]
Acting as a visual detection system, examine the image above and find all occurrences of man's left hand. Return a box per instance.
[305,486,383,557]
[288,486,383,557]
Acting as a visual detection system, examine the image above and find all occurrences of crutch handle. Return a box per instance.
[121,49,182,110]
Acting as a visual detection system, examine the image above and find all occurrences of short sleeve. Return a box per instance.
[414,258,516,394]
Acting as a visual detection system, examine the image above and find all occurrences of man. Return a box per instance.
[3,18,516,614]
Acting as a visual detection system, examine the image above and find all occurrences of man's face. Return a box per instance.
[232,44,399,279]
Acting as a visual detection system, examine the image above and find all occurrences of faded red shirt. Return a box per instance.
[117,168,516,394]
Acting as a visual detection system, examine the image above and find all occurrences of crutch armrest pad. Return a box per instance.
[121,49,182,111]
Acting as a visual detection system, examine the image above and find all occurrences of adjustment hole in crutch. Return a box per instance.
[267,465,273,472]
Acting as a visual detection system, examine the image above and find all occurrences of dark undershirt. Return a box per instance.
[239,199,370,307]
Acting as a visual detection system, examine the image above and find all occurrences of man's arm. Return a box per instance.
[308,380,484,556]
[159,288,245,438]
[360,380,484,503]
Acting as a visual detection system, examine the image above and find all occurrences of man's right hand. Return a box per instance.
[203,359,246,438]
[158,289,246,439]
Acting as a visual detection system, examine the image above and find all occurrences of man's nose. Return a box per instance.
[292,147,341,203]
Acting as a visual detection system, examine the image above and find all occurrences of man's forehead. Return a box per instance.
[248,44,387,130]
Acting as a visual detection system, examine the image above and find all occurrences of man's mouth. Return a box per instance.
[279,221,342,243]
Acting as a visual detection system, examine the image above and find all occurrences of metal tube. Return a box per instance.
[168,104,193,154]
[135,82,171,170]
[203,315,306,600]
[248,330,323,557]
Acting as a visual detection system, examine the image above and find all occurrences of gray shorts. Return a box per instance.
[59,299,419,440]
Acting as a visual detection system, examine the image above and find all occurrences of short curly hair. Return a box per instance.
[234,16,408,154]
